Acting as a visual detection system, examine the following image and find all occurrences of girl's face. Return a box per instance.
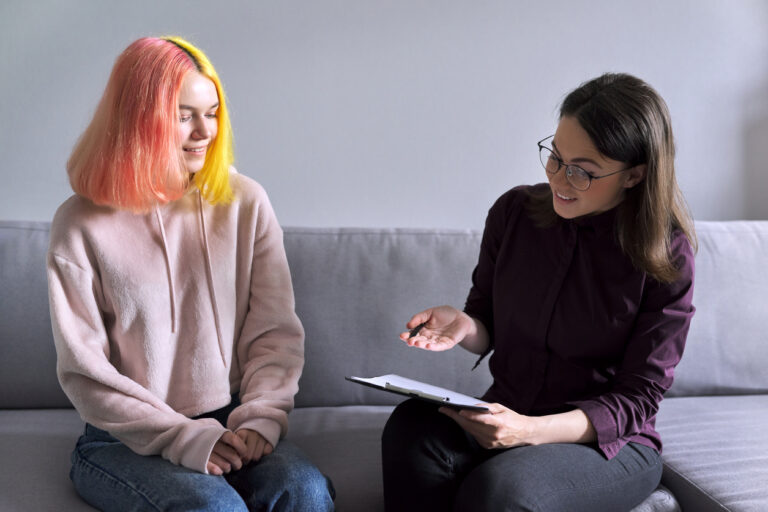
[547,116,643,219]
[178,71,219,174]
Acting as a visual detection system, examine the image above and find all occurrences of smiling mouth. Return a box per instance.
[184,147,207,154]
[555,191,576,201]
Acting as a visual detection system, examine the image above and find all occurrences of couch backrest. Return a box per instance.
[665,221,768,397]
[1,220,767,410]
[0,222,492,409]
[284,228,492,407]
[0,221,65,408]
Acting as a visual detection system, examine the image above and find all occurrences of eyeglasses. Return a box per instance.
[537,135,631,191]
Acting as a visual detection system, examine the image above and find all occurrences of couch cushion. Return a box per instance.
[0,221,71,408]
[668,221,768,397]
[288,405,393,511]
[0,409,94,511]
[284,228,494,408]
[656,395,768,511]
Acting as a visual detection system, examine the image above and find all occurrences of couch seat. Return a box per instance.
[656,395,768,511]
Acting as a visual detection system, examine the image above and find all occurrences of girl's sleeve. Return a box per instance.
[48,231,226,474]
[226,185,305,448]
[569,231,696,459]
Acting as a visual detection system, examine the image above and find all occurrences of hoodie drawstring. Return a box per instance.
[155,207,177,333]
[197,191,227,368]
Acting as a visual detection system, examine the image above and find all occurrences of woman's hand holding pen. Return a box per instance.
[400,306,472,351]
[400,306,490,355]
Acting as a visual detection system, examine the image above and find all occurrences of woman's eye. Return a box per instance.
[179,115,191,122]
[205,113,217,119]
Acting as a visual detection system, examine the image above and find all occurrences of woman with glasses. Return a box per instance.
[382,73,696,511]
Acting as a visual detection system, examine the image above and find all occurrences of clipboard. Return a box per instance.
[345,374,489,411]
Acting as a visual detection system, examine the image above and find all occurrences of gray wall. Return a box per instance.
[2,1,767,229]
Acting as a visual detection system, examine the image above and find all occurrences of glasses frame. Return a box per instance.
[537,135,631,191]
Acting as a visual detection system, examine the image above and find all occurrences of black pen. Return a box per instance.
[408,322,427,339]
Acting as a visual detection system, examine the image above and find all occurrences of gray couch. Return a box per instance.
[1,220,767,511]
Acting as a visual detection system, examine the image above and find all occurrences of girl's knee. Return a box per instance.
[264,466,334,511]
[71,444,248,511]
[183,481,249,512]
[233,443,334,510]
[294,467,336,507]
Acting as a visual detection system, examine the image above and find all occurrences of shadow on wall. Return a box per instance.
[743,80,768,220]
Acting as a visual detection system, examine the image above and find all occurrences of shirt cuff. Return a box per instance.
[177,419,228,474]
[570,400,625,460]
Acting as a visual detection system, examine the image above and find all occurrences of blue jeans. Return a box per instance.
[382,399,662,512]
[70,400,335,511]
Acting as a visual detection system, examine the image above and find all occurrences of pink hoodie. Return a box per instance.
[47,172,304,473]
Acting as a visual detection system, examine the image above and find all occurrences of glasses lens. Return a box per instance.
[566,167,591,190]
[539,147,558,175]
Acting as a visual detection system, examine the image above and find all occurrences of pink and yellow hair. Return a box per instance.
[67,36,233,212]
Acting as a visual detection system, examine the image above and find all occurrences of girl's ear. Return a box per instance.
[624,164,646,189]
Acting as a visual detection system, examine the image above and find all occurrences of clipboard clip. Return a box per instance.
[385,382,451,403]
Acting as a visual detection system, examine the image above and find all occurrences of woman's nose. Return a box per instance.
[192,118,211,139]
[549,164,570,188]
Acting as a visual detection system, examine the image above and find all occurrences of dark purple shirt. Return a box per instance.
[464,184,695,459]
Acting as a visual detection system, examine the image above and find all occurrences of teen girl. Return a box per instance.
[47,36,334,511]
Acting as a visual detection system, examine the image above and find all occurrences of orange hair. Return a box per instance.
[67,37,233,212]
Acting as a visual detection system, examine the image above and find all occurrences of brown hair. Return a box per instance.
[527,73,696,283]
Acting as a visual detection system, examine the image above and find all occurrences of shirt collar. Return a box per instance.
[568,204,618,233]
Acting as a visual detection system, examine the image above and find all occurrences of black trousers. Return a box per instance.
[382,399,663,512]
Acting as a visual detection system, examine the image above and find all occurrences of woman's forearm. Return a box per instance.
[528,408,597,445]
[458,315,491,355]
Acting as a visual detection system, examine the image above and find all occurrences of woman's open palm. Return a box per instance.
[399,305,473,351]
